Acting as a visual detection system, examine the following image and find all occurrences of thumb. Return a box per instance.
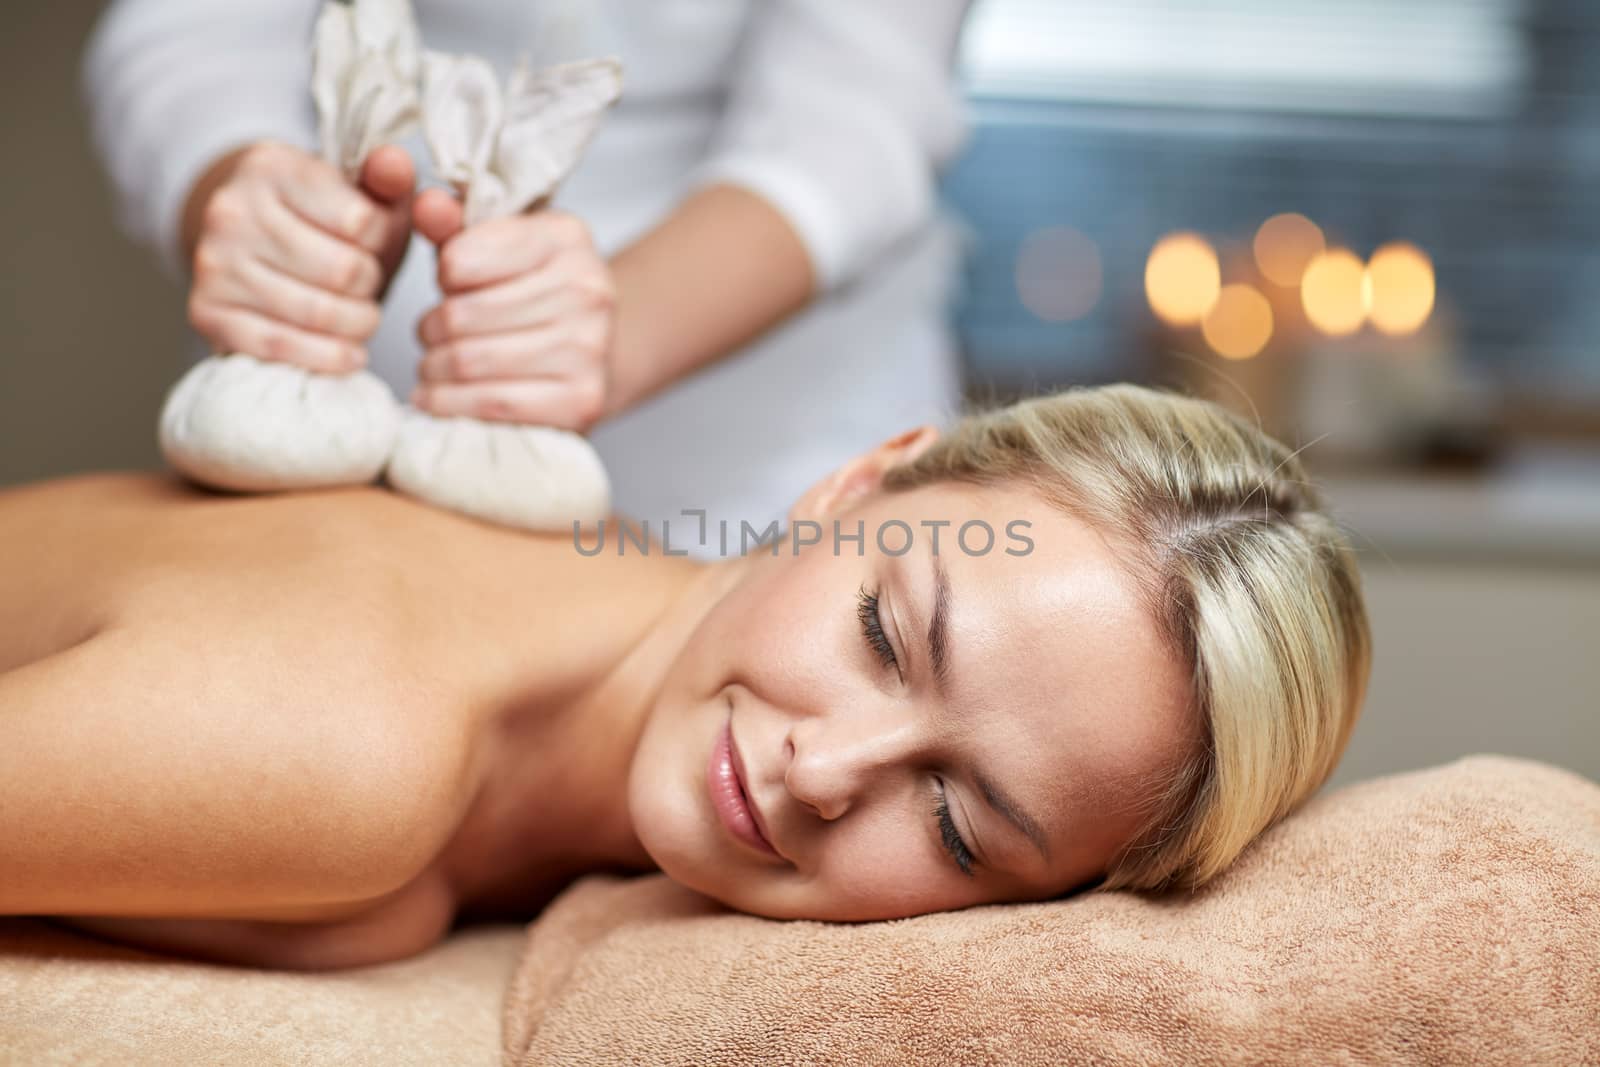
[358,145,416,297]
[413,187,465,247]
[359,144,415,205]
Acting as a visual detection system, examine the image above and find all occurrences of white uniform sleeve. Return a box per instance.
[81,0,323,278]
[688,0,974,293]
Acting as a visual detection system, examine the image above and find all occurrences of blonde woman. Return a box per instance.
[0,384,1371,971]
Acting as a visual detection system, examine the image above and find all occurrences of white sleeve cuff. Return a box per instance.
[687,153,855,293]
[687,84,941,295]
[680,0,971,294]
[80,0,320,280]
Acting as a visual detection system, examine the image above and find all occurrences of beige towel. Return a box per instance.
[0,920,526,1065]
[503,756,1600,1066]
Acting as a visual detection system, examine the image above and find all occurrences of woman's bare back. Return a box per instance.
[0,472,650,967]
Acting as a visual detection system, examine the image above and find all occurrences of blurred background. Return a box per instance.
[1,1,1595,789]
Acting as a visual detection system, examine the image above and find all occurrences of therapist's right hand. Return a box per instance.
[180,141,415,374]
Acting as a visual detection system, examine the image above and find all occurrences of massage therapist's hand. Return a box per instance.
[409,189,616,432]
[179,141,416,375]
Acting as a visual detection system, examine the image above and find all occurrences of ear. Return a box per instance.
[788,424,941,528]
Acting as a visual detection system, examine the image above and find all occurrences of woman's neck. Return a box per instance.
[438,536,755,916]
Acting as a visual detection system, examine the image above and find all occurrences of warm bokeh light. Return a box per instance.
[1015,226,1103,322]
[1145,232,1221,326]
[1301,249,1368,336]
[1201,283,1274,360]
[1364,242,1436,336]
[1253,213,1326,288]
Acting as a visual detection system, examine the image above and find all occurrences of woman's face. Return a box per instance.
[627,475,1197,921]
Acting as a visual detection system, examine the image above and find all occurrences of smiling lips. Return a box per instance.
[708,717,781,859]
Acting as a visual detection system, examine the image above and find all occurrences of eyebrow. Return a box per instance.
[922,554,1051,864]
[926,553,953,697]
[975,769,1051,863]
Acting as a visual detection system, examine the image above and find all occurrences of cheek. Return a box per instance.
[624,695,707,875]
[795,814,979,921]
[703,557,840,685]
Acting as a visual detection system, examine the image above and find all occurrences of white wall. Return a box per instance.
[1330,555,1600,788]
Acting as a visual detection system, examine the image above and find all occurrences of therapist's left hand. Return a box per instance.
[410,188,616,432]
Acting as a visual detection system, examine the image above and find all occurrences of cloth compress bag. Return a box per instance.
[385,50,620,530]
[157,0,416,492]
[157,0,621,533]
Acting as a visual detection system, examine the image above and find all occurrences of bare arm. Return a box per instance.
[52,870,458,971]
[594,0,973,421]
[602,183,814,417]
[0,628,455,923]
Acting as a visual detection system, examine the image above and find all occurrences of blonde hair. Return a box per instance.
[880,382,1371,892]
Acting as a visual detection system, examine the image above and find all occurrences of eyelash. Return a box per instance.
[855,584,898,673]
[856,584,975,877]
[934,786,977,877]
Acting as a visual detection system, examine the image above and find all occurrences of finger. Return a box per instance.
[272,161,390,252]
[412,379,603,431]
[187,299,366,375]
[415,270,575,345]
[413,188,465,247]
[256,198,384,296]
[360,145,415,205]
[437,213,575,292]
[415,326,583,383]
[222,256,381,340]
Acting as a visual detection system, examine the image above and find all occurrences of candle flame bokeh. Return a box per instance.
[1301,248,1369,336]
[1145,233,1221,326]
[1202,283,1275,360]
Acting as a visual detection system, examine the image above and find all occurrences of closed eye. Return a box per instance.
[856,583,899,675]
[934,780,976,877]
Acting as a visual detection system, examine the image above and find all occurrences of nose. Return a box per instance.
[783,702,924,821]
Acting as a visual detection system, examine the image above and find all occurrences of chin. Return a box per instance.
[624,692,726,896]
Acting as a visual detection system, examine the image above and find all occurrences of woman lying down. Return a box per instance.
[0,383,1371,971]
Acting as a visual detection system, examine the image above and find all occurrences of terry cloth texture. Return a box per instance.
[0,920,524,1065]
[502,755,1600,1067]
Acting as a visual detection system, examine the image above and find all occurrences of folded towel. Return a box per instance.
[0,920,526,1066]
[502,755,1600,1066]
